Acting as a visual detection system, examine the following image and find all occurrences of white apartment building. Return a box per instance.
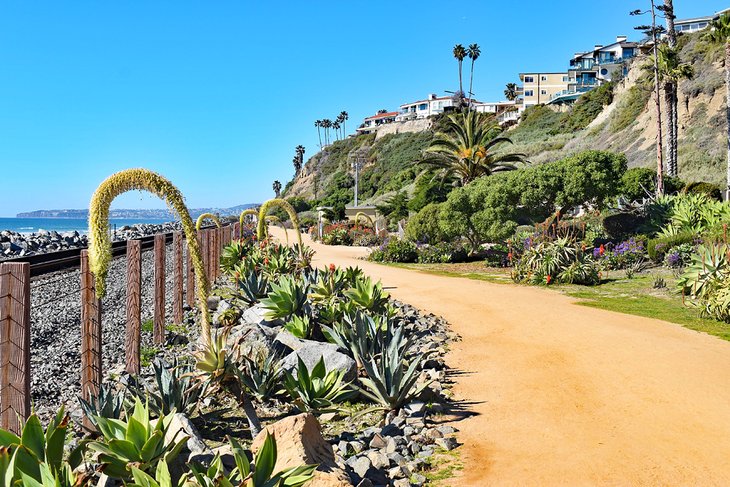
[397,94,457,120]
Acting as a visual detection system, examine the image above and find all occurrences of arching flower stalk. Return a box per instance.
[195,212,221,231]
[264,215,289,245]
[256,199,303,255]
[238,208,258,230]
[87,168,212,344]
[355,211,374,229]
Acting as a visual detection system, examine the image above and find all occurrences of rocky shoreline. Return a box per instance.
[0,221,182,259]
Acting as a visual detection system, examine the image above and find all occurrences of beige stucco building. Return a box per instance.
[518,72,570,107]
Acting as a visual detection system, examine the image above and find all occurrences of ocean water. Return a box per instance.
[0,217,171,234]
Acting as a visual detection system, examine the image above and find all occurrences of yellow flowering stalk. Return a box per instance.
[87,168,212,344]
[238,208,258,229]
[195,212,221,231]
[264,215,289,245]
[256,199,303,252]
[355,211,374,228]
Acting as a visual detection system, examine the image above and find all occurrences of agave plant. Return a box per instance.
[221,241,251,275]
[87,398,189,479]
[237,269,270,305]
[235,350,283,402]
[0,408,86,486]
[184,435,316,487]
[309,268,347,304]
[78,382,126,432]
[678,243,729,299]
[284,314,313,339]
[260,275,308,321]
[354,334,433,411]
[344,276,390,313]
[322,311,403,366]
[282,356,352,413]
[127,358,202,417]
[195,331,262,437]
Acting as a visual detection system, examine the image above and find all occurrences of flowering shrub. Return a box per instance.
[592,238,645,270]
[319,223,383,247]
[368,238,418,263]
[417,242,468,264]
[664,243,695,268]
[511,237,600,286]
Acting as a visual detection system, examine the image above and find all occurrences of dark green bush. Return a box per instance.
[417,242,468,264]
[620,167,684,200]
[405,203,448,244]
[647,231,697,262]
[602,212,647,240]
[684,181,723,200]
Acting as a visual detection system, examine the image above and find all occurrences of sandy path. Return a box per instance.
[274,229,730,485]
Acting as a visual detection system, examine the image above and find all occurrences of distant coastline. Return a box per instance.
[16,203,258,220]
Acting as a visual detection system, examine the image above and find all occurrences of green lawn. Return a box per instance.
[383,262,730,342]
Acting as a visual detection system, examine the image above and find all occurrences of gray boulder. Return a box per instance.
[281,342,357,383]
[240,303,277,327]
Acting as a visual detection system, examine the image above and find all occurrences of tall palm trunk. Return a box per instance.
[468,59,475,109]
[664,81,677,176]
[316,125,322,148]
[652,43,665,195]
[726,41,730,196]
[458,60,463,95]
[665,0,679,177]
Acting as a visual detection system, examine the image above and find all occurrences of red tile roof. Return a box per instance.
[364,111,399,121]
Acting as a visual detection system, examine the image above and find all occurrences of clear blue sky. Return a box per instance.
[0,0,727,216]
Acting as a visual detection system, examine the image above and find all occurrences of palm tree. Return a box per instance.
[339,111,349,137]
[272,180,282,198]
[453,44,467,105]
[657,43,693,177]
[504,83,519,101]
[706,12,730,196]
[421,111,526,186]
[314,120,322,148]
[332,120,341,141]
[295,144,305,161]
[467,44,481,108]
[322,119,332,145]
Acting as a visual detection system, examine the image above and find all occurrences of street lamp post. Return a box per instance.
[349,147,367,207]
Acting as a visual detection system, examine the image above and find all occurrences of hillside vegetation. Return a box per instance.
[285,30,727,207]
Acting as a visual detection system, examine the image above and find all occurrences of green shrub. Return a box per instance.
[647,231,697,262]
[684,181,723,200]
[405,203,448,244]
[602,212,646,240]
[417,242,469,263]
[511,237,600,285]
[368,238,418,263]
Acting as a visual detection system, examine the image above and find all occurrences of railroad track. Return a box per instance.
[2,226,219,277]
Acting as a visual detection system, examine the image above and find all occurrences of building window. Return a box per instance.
[524,90,534,97]
[541,90,547,95]
[600,68,609,75]
[562,76,569,82]
[524,76,534,83]
[541,76,547,81]
[418,103,428,111]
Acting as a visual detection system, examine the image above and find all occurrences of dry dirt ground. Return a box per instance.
[273,228,730,486]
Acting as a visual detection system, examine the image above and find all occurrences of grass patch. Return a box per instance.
[140,346,158,367]
[422,447,463,485]
[380,262,730,341]
[141,319,153,333]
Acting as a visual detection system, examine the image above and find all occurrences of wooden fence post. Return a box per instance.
[125,240,141,375]
[201,229,210,282]
[153,234,166,345]
[173,232,183,324]
[0,263,31,434]
[80,250,102,429]
[186,237,195,308]
[214,227,221,279]
[233,222,240,240]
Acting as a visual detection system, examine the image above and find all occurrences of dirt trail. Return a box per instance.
[274,229,730,485]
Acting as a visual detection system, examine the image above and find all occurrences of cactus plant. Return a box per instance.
[256,199,303,253]
[195,212,221,231]
[87,169,212,344]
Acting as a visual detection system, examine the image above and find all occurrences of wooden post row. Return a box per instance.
[0,263,31,434]
[125,240,141,375]
[173,232,183,324]
[186,237,195,308]
[153,234,166,345]
[80,250,102,430]
[201,229,210,282]
[233,222,240,240]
